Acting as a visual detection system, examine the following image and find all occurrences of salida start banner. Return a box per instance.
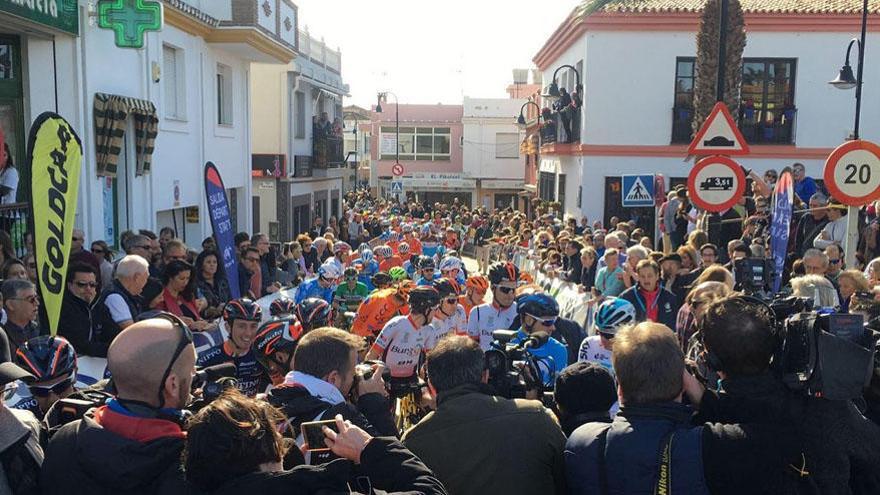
[28,112,83,335]
[204,162,241,299]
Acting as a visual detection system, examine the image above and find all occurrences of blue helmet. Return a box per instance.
[516,293,559,318]
[360,250,374,263]
[595,298,636,334]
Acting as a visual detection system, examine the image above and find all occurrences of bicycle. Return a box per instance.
[388,376,431,434]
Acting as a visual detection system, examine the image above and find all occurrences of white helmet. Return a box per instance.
[317,262,342,280]
[439,256,462,272]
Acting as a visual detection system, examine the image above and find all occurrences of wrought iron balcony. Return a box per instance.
[671,105,797,145]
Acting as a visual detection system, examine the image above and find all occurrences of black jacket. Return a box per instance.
[561,254,583,284]
[40,409,189,495]
[268,384,397,466]
[694,373,880,495]
[58,290,103,357]
[619,284,679,329]
[92,281,141,350]
[212,437,446,495]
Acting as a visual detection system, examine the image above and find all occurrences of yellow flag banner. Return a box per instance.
[27,112,83,335]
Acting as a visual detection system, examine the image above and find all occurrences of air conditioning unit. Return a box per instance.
[512,69,528,84]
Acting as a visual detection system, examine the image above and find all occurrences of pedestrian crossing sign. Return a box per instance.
[622,175,654,207]
[391,181,403,194]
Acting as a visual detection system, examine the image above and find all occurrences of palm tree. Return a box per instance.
[692,0,747,137]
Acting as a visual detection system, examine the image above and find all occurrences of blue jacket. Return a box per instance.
[566,402,709,495]
[511,329,568,387]
[619,284,679,330]
[294,277,335,304]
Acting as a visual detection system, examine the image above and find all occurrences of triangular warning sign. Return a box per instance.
[688,102,750,156]
[625,177,652,202]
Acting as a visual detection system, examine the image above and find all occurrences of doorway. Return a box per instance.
[0,34,24,201]
[603,176,655,234]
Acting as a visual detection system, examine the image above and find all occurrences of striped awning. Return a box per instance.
[94,93,158,178]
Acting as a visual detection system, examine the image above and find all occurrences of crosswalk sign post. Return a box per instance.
[622,175,655,207]
[390,180,404,201]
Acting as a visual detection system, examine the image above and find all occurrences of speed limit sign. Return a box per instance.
[824,140,880,206]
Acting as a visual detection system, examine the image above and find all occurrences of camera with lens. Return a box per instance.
[485,330,546,401]
[355,360,392,382]
[188,363,239,411]
[733,257,775,296]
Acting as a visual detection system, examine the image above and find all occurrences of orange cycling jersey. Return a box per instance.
[379,256,403,273]
[351,288,409,338]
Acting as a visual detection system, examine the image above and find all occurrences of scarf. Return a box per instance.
[284,371,345,406]
[160,288,201,321]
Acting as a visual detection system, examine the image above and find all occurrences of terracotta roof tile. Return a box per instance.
[578,0,880,15]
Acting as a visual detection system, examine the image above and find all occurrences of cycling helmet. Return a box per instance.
[389,232,401,242]
[488,261,520,286]
[343,267,359,279]
[317,262,342,280]
[270,297,296,317]
[594,298,636,335]
[371,271,393,287]
[418,255,436,270]
[516,293,559,318]
[377,245,393,259]
[360,250,374,263]
[398,242,410,255]
[223,298,263,323]
[253,317,303,372]
[333,241,351,254]
[465,275,490,292]
[388,266,408,282]
[295,298,335,331]
[358,243,371,256]
[432,278,462,298]
[408,286,441,313]
[15,336,76,381]
[439,256,462,272]
[395,280,415,298]
[402,224,413,233]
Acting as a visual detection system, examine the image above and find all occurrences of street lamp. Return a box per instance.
[541,64,581,102]
[828,0,868,139]
[516,100,543,129]
[376,91,400,167]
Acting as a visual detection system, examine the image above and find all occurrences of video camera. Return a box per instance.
[485,330,549,401]
[188,362,239,411]
[733,257,775,296]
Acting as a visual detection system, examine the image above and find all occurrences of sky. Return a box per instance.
[293,0,579,108]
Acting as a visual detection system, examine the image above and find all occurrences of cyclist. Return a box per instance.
[389,266,409,283]
[8,335,77,418]
[511,293,569,388]
[467,262,520,350]
[439,256,466,285]
[269,297,296,318]
[387,231,402,254]
[403,225,423,256]
[403,253,421,279]
[252,316,303,385]
[294,263,340,304]
[416,256,440,286]
[425,278,466,352]
[460,275,489,319]
[352,281,411,339]
[352,248,379,290]
[197,299,269,397]
[397,241,411,262]
[365,286,440,381]
[370,272,393,292]
[378,245,402,272]
[294,298,335,333]
[334,267,370,313]
[577,297,636,376]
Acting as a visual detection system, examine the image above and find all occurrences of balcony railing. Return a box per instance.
[540,104,581,146]
[293,155,313,178]
[312,135,344,168]
[0,203,31,258]
[671,105,797,145]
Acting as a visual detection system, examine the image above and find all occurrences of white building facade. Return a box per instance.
[251,28,348,241]
[533,0,880,233]
[0,0,296,250]
[462,97,527,210]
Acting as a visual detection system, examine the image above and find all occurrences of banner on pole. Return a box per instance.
[204,162,241,299]
[770,171,793,292]
[28,112,83,335]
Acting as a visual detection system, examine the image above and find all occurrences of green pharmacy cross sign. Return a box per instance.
[97,0,163,49]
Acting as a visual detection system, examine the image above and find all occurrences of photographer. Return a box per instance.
[41,316,195,494]
[184,390,445,494]
[402,335,566,495]
[685,296,880,493]
[267,327,396,465]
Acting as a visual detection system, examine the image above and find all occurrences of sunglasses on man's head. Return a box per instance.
[29,377,74,397]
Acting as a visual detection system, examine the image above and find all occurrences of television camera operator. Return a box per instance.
[684,295,880,493]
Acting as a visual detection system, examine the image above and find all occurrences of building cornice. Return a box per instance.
[539,143,834,159]
[206,27,296,63]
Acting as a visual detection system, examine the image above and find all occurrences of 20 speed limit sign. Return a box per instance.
[824,140,880,206]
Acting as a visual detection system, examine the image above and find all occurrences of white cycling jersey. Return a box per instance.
[371,315,425,378]
[578,335,614,378]
[425,304,467,352]
[467,302,518,351]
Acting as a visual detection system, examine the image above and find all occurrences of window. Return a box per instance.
[216,63,233,125]
[163,45,185,119]
[380,126,451,161]
[495,132,520,159]
[294,91,305,138]
[539,172,555,202]
[558,174,567,208]
[671,57,797,144]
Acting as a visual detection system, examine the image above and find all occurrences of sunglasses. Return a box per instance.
[599,332,616,340]
[443,297,458,305]
[91,248,105,254]
[73,281,99,289]
[246,257,260,263]
[829,259,841,265]
[10,295,39,304]
[527,313,557,326]
[153,313,193,409]
[71,237,83,242]
[29,377,74,397]
[496,286,515,294]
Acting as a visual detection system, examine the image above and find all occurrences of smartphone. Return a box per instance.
[300,419,339,451]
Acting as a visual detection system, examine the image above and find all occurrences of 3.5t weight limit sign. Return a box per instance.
[687,156,746,212]
[824,140,880,206]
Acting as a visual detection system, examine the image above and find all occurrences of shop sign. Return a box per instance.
[1,0,79,35]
